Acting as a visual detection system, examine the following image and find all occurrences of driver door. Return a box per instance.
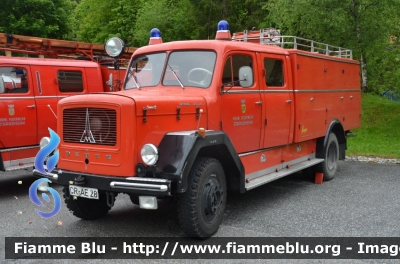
[220,53,262,153]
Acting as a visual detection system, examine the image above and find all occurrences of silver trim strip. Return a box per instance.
[0,145,39,152]
[224,89,360,94]
[0,96,35,100]
[224,90,260,94]
[110,181,168,192]
[293,89,360,93]
[0,95,69,100]
[239,145,287,157]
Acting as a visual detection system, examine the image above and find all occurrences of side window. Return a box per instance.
[222,55,253,87]
[264,59,284,87]
[0,67,29,94]
[58,71,84,93]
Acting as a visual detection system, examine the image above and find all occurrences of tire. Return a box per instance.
[317,133,339,181]
[177,158,227,238]
[63,187,115,220]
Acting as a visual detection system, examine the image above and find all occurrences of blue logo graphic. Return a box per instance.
[30,128,61,218]
[29,178,61,218]
[34,128,60,175]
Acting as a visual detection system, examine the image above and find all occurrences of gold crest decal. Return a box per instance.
[241,99,246,113]
[8,104,15,116]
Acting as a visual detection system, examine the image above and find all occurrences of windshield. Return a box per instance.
[163,51,216,88]
[125,52,166,89]
[124,50,216,90]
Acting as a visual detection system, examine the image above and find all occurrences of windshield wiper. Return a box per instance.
[132,74,141,89]
[168,64,184,89]
[127,67,141,89]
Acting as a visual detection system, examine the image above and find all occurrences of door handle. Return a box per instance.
[255,101,263,105]
[350,96,354,99]
[310,98,314,101]
[27,105,36,108]
[286,99,292,103]
[340,96,344,100]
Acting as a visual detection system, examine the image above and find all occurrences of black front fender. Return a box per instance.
[156,130,244,193]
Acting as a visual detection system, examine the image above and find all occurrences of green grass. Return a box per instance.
[346,93,400,158]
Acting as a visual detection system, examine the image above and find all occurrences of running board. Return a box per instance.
[5,163,34,171]
[245,158,324,191]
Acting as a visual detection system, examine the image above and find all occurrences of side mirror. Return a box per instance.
[239,66,253,88]
[0,77,5,94]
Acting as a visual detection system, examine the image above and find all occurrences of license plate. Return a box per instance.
[69,185,99,200]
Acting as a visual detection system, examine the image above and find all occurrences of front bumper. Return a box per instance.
[33,169,172,196]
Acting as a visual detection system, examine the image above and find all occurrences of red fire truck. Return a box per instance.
[0,33,136,171]
[34,21,361,238]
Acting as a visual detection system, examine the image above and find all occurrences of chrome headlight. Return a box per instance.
[39,137,50,149]
[104,37,125,58]
[141,144,159,166]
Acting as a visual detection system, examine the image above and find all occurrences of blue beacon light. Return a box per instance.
[150,28,161,38]
[217,20,230,31]
[149,28,163,45]
[215,20,231,40]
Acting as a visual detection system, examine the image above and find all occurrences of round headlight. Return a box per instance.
[40,137,50,149]
[141,144,159,166]
[104,37,125,58]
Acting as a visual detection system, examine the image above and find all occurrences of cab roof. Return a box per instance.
[0,56,100,67]
[135,39,289,56]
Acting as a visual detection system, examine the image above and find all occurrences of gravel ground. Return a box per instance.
[345,156,400,164]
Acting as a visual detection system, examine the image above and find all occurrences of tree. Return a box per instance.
[133,0,200,46]
[74,0,141,45]
[263,0,400,93]
[0,0,75,39]
[188,0,268,40]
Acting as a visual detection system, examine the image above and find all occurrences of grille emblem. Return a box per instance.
[80,108,96,143]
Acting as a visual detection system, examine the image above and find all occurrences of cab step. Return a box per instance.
[245,158,324,191]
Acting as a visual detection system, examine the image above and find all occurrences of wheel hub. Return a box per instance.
[202,177,223,220]
[327,143,338,171]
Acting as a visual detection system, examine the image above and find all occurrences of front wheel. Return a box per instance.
[317,133,339,181]
[177,158,227,238]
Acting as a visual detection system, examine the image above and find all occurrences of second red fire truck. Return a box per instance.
[0,33,136,171]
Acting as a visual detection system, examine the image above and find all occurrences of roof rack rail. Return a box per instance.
[232,29,353,59]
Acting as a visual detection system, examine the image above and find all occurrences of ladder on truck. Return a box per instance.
[0,33,137,65]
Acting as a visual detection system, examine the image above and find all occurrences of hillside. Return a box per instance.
[346,93,400,158]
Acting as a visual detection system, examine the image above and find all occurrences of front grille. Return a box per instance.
[63,107,117,146]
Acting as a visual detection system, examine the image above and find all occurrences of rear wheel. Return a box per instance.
[63,187,115,220]
[317,133,339,181]
[177,158,227,238]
